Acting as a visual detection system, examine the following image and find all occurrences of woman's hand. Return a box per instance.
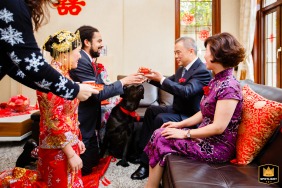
[161,121,182,128]
[78,140,86,154]
[76,84,99,101]
[161,128,187,139]
[68,153,83,173]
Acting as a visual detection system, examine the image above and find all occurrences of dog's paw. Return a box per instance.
[116,160,130,167]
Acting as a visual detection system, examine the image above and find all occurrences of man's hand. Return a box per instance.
[76,84,99,101]
[78,140,86,154]
[120,73,146,86]
[143,70,164,82]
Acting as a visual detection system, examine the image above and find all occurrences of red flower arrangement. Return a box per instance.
[203,86,210,96]
[7,95,30,112]
[179,78,186,83]
[97,63,105,74]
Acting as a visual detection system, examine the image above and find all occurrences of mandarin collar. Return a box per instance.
[214,68,233,80]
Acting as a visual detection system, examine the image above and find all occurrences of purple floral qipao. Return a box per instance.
[144,68,243,167]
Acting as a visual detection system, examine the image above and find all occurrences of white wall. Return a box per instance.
[221,0,240,39]
[0,0,240,105]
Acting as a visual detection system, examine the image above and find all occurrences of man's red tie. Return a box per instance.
[92,61,97,77]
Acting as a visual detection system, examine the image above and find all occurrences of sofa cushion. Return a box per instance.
[158,89,173,106]
[231,85,282,165]
[139,82,159,107]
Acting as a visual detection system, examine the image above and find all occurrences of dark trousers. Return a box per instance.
[81,133,100,176]
[139,105,188,165]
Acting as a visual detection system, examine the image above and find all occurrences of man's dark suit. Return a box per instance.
[138,58,212,165]
[69,50,124,175]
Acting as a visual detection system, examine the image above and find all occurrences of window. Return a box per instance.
[255,0,282,87]
[175,0,220,70]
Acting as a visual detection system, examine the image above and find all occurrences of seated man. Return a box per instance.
[131,37,212,180]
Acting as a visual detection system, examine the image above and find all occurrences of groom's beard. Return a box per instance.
[90,48,100,58]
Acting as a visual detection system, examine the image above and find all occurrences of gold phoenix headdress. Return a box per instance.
[43,30,81,72]
[43,30,81,58]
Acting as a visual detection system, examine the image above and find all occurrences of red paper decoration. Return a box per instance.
[198,30,210,41]
[55,0,86,15]
[269,34,274,43]
[182,13,195,25]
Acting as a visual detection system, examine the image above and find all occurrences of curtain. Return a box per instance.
[236,0,257,81]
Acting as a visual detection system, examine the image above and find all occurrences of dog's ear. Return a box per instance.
[120,86,127,98]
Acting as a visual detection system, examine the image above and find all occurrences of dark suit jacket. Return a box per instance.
[150,58,212,117]
[69,50,124,139]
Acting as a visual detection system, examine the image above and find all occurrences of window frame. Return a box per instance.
[175,0,221,71]
[254,0,282,87]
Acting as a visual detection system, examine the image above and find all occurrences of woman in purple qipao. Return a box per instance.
[144,32,246,188]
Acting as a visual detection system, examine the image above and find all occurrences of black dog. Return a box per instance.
[101,84,144,167]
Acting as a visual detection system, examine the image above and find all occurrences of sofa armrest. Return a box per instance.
[158,89,173,107]
[257,122,282,187]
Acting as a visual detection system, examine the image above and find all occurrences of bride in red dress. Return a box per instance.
[36,30,86,187]
[0,30,99,187]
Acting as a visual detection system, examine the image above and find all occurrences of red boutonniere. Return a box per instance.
[97,63,105,74]
[203,86,210,96]
[179,78,186,83]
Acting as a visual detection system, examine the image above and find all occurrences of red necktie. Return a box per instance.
[92,61,97,77]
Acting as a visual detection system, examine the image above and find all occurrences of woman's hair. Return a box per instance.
[43,30,81,58]
[76,25,99,49]
[25,0,59,31]
[204,32,246,68]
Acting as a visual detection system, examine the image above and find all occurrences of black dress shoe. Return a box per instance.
[130,164,149,180]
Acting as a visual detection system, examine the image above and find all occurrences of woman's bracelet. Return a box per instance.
[67,153,75,159]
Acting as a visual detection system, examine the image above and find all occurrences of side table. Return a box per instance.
[0,111,38,141]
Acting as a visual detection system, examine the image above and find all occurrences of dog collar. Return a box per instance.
[119,106,140,122]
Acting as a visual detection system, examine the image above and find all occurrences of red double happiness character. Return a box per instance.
[55,0,86,15]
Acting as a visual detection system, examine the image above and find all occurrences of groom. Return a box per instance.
[70,25,144,176]
[131,37,212,180]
